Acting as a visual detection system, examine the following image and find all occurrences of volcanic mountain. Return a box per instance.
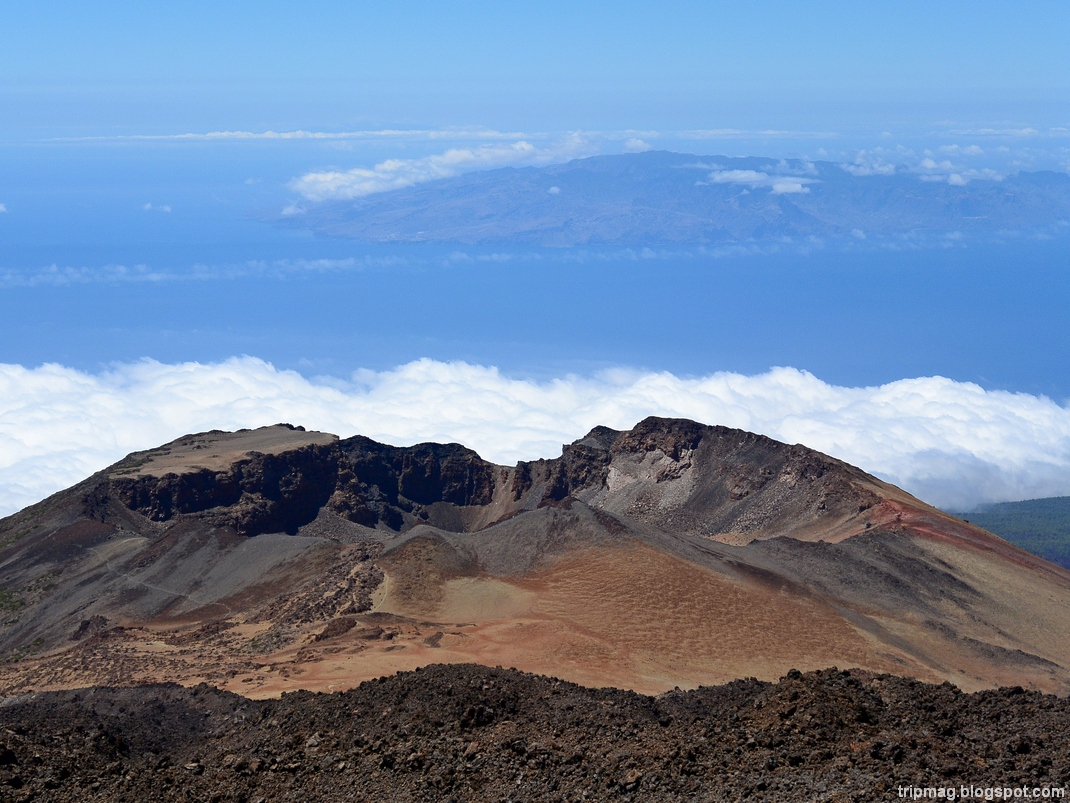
[1,418,1068,698]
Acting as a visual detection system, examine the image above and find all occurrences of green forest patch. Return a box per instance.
[958,496,1070,570]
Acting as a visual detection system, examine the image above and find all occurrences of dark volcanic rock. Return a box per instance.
[111,442,343,536]
[102,432,499,537]
[0,665,1067,802]
[339,437,495,508]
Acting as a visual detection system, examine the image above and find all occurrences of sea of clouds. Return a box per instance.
[3,358,1070,518]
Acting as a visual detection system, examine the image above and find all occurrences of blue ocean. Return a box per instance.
[1,138,1068,400]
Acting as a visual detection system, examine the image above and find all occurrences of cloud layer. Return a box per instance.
[706,169,816,194]
[2,358,1070,518]
[53,128,535,143]
[291,136,594,201]
[0,255,413,289]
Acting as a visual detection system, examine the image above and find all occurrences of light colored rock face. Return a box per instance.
[588,448,698,514]
[121,426,338,478]
[1,417,1069,699]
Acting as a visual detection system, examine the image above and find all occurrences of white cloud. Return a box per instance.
[769,179,810,195]
[945,127,1040,138]
[705,169,815,194]
[0,256,406,288]
[842,150,897,176]
[710,169,766,184]
[920,157,956,172]
[774,159,818,176]
[623,138,652,153]
[290,135,595,202]
[678,129,840,140]
[2,358,1069,518]
[51,128,536,143]
[939,145,985,157]
[914,157,1003,185]
[547,186,561,195]
[0,203,6,213]
[142,203,172,212]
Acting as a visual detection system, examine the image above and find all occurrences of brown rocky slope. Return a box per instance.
[1,418,1069,696]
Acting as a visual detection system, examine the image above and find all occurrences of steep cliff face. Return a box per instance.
[92,427,503,538]
[331,437,499,531]
[507,417,889,543]
[111,442,343,536]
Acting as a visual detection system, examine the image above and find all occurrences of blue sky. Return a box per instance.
[1,2,1070,515]
[3,2,1069,136]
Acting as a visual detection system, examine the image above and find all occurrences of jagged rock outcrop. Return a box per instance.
[510,418,885,541]
[98,426,501,537]
[111,441,342,536]
[331,438,498,531]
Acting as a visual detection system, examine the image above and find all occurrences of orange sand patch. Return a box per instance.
[228,542,936,697]
[5,539,1067,700]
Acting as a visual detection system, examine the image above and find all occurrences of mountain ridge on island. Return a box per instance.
[277,151,1070,246]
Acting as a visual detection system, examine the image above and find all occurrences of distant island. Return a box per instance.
[275,151,1070,246]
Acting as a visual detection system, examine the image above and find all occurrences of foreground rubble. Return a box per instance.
[0,664,1067,802]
